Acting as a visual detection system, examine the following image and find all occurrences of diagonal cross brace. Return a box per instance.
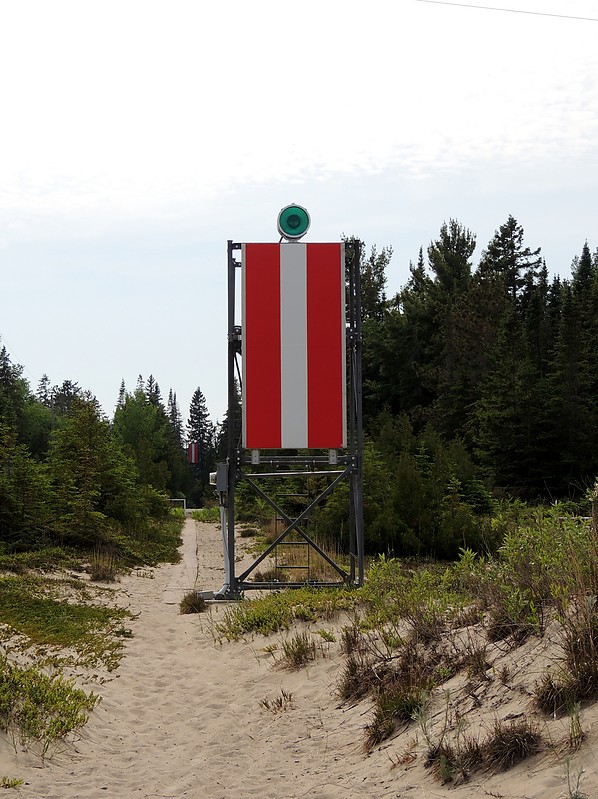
[237,469,351,582]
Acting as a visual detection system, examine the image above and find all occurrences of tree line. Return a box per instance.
[320,217,597,557]
[2,213,596,560]
[0,354,219,555]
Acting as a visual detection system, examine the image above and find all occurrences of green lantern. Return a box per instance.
[277,204,310,241]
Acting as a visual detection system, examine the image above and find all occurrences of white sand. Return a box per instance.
[3,518,598,798]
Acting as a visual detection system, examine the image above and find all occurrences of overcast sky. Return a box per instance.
[1,0,597,425]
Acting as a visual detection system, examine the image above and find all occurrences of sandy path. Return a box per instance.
[6,519,598,799]
[13,521,371,799]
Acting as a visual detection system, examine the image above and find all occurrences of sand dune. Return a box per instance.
[3,518,598,798]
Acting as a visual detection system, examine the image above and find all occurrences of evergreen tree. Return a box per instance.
[571,241,595,297]
[37,374,52,407]
[167,390,183,446]
[0,422,50,550]
[425,220,476,437]
[51,380,82,416]
[145,375,162,407]
[427,219,476,297]
[376,252,435,422]
[113,389,172,491]
[117,379,126,410]
[548,282,594,489]
[479,215,542,302]
[473,305,549,495]
[0,345,29,434]
[215,380,241,460]
[187,386,216,502]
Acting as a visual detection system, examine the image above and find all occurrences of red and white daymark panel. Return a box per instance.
[242,243,346,449]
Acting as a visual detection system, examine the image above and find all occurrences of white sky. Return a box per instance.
[1,0,598,424]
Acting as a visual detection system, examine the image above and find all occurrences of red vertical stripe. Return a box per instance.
[244,244,282,448]
[307,244,344,448]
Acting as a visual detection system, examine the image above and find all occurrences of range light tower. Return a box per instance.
[214,205,364,598]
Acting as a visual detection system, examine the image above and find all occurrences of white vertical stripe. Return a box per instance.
[340,242,348,447]
[241,244,248,448]
[280,243,308,448]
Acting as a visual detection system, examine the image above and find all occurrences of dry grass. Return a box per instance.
[179,592,207,614]
[260,688,294,713]
[89,548,119,582]
[279,632,317,669]
[481,718,542,771]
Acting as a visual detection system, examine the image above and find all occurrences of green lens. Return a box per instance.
[278,205,310,239]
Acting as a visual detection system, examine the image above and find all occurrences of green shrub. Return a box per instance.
[191,507,220,523]
[365,683,427,751]
[0,655,98,760]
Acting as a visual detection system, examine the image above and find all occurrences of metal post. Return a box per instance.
[226,240,238,596]
[347,244,357,583]
[353,240,365,585]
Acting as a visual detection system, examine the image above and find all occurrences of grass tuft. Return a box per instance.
[0,777,24,789]
[481,718,541,771]
[89,548,119,582]
[179,592,207,614]
[280,632,316,669]
[364,684,427,752]
[260,688,294,713]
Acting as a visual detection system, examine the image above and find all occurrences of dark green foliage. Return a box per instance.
[215,379,241,461]
[186,385,216,505]
[312,414,496,558]
[354,221,598,513]
[113,385,187,495]
[0,422,52,551]
[0,346,185,562]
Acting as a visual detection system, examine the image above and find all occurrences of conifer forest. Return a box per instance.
[1,216,597,561]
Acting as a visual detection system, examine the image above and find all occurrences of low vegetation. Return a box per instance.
[0,574,133,671]
[191,507,220,524]
[0,654,98,761]
[211,586,358,642]
[179,591,207,615]
[0,777,23,789]
[214,504,598,783]
[260,688,293,713]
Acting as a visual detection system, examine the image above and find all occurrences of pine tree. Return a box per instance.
[215,380,241,461]
[117,379,126,410]
[167,390,184,446]
[473,305,549,495]
[145,375,163,408]
[187,386,215,498]
[37,375,52,407]
[479,215,542,302]
[548,282,594,490]
[426,220,476,436]
[51,380,81,416]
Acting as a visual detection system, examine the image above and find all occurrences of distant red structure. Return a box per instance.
[187,442,200,465]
